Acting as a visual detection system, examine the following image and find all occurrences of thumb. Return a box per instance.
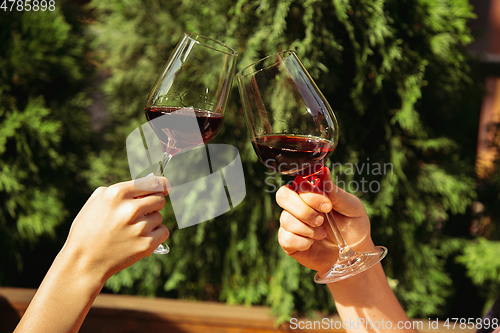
[320,167,367,218]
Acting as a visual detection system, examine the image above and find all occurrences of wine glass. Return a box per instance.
[236,51,387,283]
[145,32,238,254]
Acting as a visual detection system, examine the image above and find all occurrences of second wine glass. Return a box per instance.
[237,51,387,283]
[145,32,238,254]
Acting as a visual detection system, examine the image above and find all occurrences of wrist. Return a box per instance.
[15,245,107,333]
[326,263,390,304]
[54,244,108,290]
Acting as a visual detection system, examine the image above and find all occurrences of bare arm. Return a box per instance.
[327,264,415,332]
[276,168,416,333]
[14,176,170,333]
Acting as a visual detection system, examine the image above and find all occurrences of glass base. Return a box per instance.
[153,243,170,254]
[314,246,388,284]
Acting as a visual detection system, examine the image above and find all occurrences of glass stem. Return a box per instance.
[324,210,355,260]
[155,153,174,176]
[151,152,174,255]
[303,172,355,261]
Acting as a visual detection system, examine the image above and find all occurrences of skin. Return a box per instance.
[14,175,170,333]
[14,170,416,333]
[276,167,418,333]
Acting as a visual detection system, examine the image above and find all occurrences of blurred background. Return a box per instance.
[1,0,500,323]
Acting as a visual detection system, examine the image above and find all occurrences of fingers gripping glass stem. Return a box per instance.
[303,174,387,283]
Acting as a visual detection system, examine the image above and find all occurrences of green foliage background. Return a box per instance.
[2,0,500,322]
[0,2,93,286]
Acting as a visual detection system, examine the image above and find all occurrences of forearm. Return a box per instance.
[13,178,169,332]
[328,263,417,333]
[14,248,106,333]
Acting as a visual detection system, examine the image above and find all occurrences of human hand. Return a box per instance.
[276,167,375,273]
[60,175,171,281]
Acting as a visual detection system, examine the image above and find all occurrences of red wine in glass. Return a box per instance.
[251,134,334,177]
[145,106,224,156]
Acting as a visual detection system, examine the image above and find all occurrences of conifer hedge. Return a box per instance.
[0,3,92,286]
[2,0,499,321]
